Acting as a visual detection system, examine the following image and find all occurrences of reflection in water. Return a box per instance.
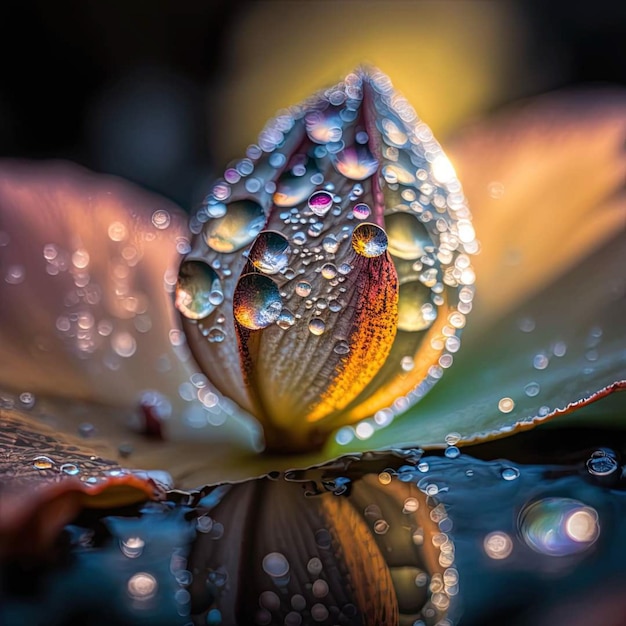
[2,448,626,625]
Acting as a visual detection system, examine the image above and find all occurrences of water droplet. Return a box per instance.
[524,382,541,397]
[311,604,329,622]
[374,519,389,534]
[519,498,600,556]
[307,190,333,217]
[331,145,379,180]
[203,199,265,253]
[312,579,329,598]
[586,450,619,477]
[259,590,281,611]
[533,353,549,370]
[333,340,350,355]
[307,557,323,576]
[127,572,157,601]
[320,263,337,279]
[308,318,326,336]
[501,467,520,481]
[277,309,295,330]
[444,446,460,459]
[249,231,291,275]
[386,212,430,260]
[322,235,339,253]
[295,281,312,297]
[33,455,55,470]
[176,261,222,320]
[305,110,343,144]
[18,391,35,409]
[352,203,371,220]
[262,552,290,578]
[397,281,437,332]
[351,223,388,257]
[151,209,171,229]
[274,169,318,207]
[61,463,80,476]
[483,531,513,560]
[498,397,515,413]
[111,331,137,358]
[233,273,282,330]
[120,536,145,558]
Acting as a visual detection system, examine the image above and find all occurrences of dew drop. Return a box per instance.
[308,190,333,217]
[308,318,326,336]
[322,235,339,253]
[320,263,337,279]
[524,382,541,397]
[498,397,515,413]
[483,531,513,560]
[176,261,222,321]
[519,498,600,556]
[386,212,430,260]
[274,170,318,207]
[331,145,379,180]
[352,203,371,220]
[351,223,388,257]
[233,273,282,330]
[151,209,171,229]
[586,450,619,477]
[295,281,312,297]
[444,446,460,459]
[333,340,350,355]
[111,331,137,358]
[203,199,265,253]
[33,455,54,470]
[61,463,80,476]
[277,309,296,330]
[127,572,157,601]
[501,467,520,481]
[262,552,290,578]
[305,111,343,144]
[249,231,291,275]
[121,536,145,559]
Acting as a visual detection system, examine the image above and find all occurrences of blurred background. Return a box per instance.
[1,0,625,210]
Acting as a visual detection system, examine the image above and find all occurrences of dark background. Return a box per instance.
[1,0,625,209]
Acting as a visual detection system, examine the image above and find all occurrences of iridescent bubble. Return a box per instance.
[352,203,371,220]
[386,212,430,260]
[175,261,222,321]
[308,190,333,217]
[351,223,388,257]
[397,281,437,332]
[331,145,379,180]
[519,498,600,556]
[203,199,266,253]
[233,273,282,330]
[248,231,291,275]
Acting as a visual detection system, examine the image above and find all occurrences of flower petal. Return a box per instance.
[0,159,257,448]
[448,89,626,329]
[328,225,626,453]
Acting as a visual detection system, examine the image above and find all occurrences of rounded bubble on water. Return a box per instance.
[176,260,222,321]
[501,467,520,481]
[203,199,265,253]
[519,497,600,556]
[233,273,282,330]
[249,231,291,275]
[127,572,157,601]
[262,552,290,578]
[386,212,430,260]
[308,318,326,336]
[483,531,513,560]
[351,223,388,257]
[352,202,371,220]
[308,190,333,217]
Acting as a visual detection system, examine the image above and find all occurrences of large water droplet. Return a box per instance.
[386,212,431,260]
[234,273,283,330]
[33,455,54,470]
[176,261,222,320]
[274,167,318,207]
[262,552,290,578]
[248,231,291,275]
[203,199,266,253]
[305,110,343,144]
[331,146,379,180]
[519,498,600,556]
[351,223,388,257]
[307,190,333,217]
[397,281,436,331]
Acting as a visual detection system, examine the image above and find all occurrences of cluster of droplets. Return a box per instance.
[177,68,477,441]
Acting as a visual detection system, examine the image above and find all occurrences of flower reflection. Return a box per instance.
[0,63,625,626]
